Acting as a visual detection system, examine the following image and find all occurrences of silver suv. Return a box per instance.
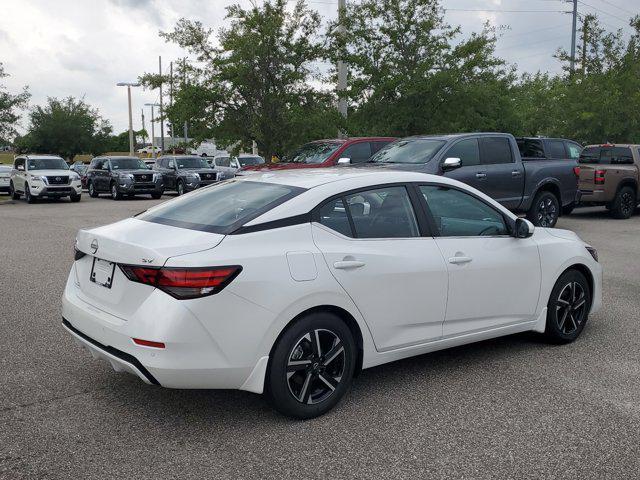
[9,155,82,203]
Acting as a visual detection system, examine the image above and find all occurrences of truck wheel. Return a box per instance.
[9,182,20,200]
[151,191,163,199]
[70,193,81,203]
[610,186,636,219]
[110,182,122,200]
[176,180,185,196]
[25,184,36,204]
[88,181,98,198]
[527,191,559,228]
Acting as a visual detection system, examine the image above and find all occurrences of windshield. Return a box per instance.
[215,156,232,167]
[139,180,304,233]
[369,138,446,164]
[238,156,265,167]
[110,158,147,170]
[176,157,210,169]
[285,142,341,164]
[27,157,69,170]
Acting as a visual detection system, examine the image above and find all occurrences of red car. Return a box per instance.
[243,137,396,171]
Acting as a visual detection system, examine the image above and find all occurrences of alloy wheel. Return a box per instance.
[537,197,557,227]
[620,191,635,217]
[286,329,345,405]
[111,184,118,199]
[177,181,184,196]
[555,282,587,335]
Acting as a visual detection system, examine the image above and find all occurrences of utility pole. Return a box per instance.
[183,58,188,143]
[581,15,590,76]
[116,82,140,156]
[570,0,578,73]
[141,108,146,145]
[337,0,348,119]
[169,61,175,153]
[145,103,160,158]
[159,56,165,153]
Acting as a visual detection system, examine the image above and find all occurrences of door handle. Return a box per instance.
[333,260,366,269]
[475,173,487,179]
[511,170,522,177]
[448,256,472,265]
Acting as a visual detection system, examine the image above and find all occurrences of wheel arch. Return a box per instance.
[615,178,638,195]
[535,181,562,206]
[559,263,595,307]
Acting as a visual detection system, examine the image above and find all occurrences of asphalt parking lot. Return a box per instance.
[1,193,639,479]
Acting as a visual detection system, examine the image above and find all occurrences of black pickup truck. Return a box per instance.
[366,133,581,227]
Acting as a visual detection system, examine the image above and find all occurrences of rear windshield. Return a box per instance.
[111,158,147,170]
[369,138,446,164]
[27,158,68,170]
[138,181,305,233]
[284,142,341,164]
[579,146,634,165]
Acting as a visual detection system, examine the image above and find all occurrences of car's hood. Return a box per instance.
[112,169,154,175]
[242,162,324,171]
[543,228,583,243]
[182,169,216,176]
[76,217,224,265]
[27,169,73,177]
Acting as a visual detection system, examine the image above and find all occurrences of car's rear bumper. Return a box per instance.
[578,189,610,205]
[61,267,269,392]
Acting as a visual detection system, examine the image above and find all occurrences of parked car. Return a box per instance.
[86,156,164,200]
[63,168,601,418]
[242,137,396,171]
[189,141,217,157]
[69,162,89,189]
[154,155,228,196]
[237,154,266,169]
[367,133,580,227]
[208,154,240,178]
[577,144,640,219]
[137,145,154,154]
[0,165,12,194]
[9,155,82,203]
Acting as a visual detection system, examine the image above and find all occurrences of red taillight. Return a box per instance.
[133,338,165,349]
[573,166,581,177]
[120,265,242,299]
[595,169,606,185]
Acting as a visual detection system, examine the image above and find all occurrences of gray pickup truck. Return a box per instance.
[366,133,580,227]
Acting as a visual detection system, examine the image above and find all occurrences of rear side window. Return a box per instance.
[480,137,513,164]
[14,158,25,170]
[443,138,480,167]
[546,140,566,159]
[517,139,545,159]
[318,199,352,237]
[341,142,372,164]
[138,181,304,233]
[564,141,582,159]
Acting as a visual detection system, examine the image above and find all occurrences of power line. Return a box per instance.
[501,24,569,38]
[594,0,636,16]
[445,8,570,13]
[577,0,630,23]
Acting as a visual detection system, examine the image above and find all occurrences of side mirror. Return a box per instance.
[337,157,351,165]
[442,157,461,171]
[514,218,534,238]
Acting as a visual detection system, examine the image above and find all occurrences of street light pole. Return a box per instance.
[145,103,160,158]
[116,82,140,156]
[570,0,578,73]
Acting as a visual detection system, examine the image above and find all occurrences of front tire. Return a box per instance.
[610,186,636,219]
[151,191,163,199]
[9,181,20,200]
[176,180,185,196]
[528,191,559,227]
[544,270,591,344]
[88,181,98,198]
[110,182,122,200]
[25,184,35,204]
[265,312,357,419]
[70,193,81,202]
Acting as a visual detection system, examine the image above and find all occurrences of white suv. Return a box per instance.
[10,155,82,203]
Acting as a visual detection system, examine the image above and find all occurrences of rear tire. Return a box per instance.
[265,312,357,419]
[544,270,591,344]
[9,182,20,200]
[88,181,98,198]
[610,186,636,219]
[527,191,559,228]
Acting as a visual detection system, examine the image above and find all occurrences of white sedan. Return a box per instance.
[62,169,602,418]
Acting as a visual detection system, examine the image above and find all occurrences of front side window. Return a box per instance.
[27,157,68,170]
[479,137,513,165]
[110,157,147,170]
[344,186,419,238]
[547,140,566,159]
[340,142,372,164]
[420,185,508,237]
[138,181,304,233]
[369,138,446,164]
[443,138,480,167]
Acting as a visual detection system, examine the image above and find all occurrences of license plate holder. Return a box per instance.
[90,257,116,288]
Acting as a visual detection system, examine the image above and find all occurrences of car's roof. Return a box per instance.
[22,154,65,160]
[584,143,640,148]
[308,137,396,145]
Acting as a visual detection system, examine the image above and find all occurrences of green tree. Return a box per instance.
[146,0,340,158]
[0,63,30,144]
[15,97,112,160]
[326,0,517,136]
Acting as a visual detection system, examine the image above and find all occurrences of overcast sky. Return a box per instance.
[0,0,635,134]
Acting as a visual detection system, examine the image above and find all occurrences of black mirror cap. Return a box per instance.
[515,218,533,238]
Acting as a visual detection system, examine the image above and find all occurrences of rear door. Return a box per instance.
[478,137,523,209]
[311,184,448,351]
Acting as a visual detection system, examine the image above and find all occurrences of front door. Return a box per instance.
[418,184,541,337]
[311,185,448,351]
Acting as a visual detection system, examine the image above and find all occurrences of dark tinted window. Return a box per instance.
[602,147,633,164]
[579,147,601,163]
[139,181,303,233]
[27,157,68,170]
[344,186,419,238]
[318,199,352,237]
[564,141,582,159]
[340,142,372,164]
[547,140,566,159]
[90,158,104,170]
[479,137,513,165]
[110,157,147,170]
[372,141,392,154]
[444,138,480,167]
[14,158,25,169]
[420,185,508,237]
[517,139,545,159]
